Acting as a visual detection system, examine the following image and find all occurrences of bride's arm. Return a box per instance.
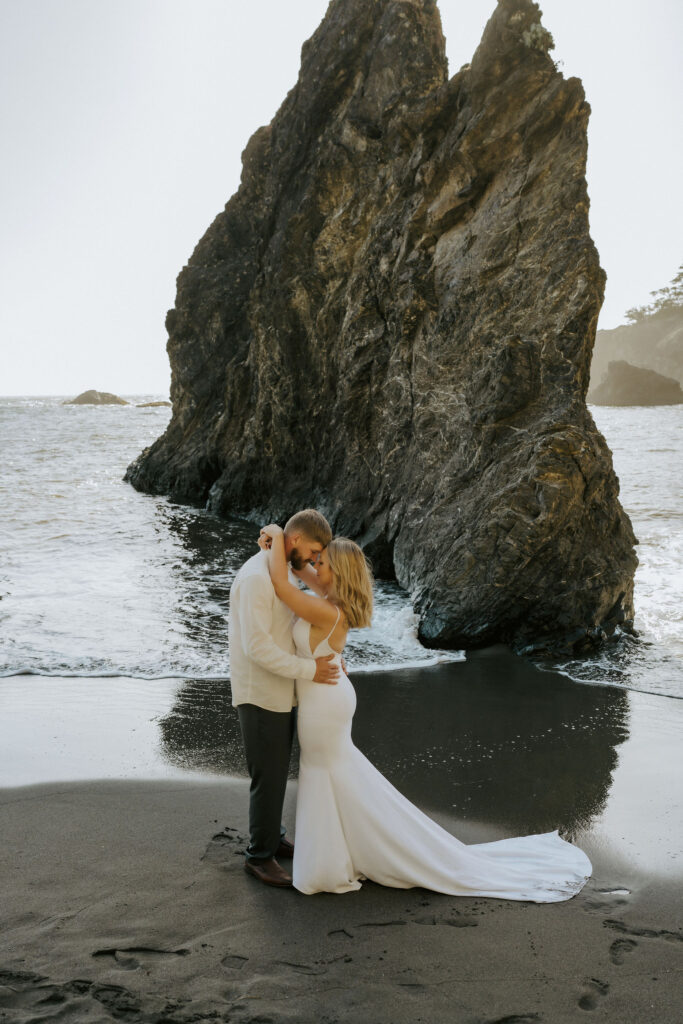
[260,527,289,591]
[259,526,338,630]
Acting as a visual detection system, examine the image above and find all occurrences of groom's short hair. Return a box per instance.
[284,509,332,547]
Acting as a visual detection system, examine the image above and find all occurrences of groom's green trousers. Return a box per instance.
[237,703,296,863]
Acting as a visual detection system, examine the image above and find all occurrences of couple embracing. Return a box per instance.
[228,508,591,900]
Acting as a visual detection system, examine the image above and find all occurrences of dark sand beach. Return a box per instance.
[1,652,682,1022]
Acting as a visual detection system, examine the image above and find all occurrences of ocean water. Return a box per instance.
[0,396,680,697]
[549,405,683,698]
[0,395,462,681]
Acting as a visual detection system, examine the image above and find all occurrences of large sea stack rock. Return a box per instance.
[125,0,638,655]
[590,360,683,406]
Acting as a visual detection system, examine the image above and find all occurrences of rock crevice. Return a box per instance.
[126,0,637,654]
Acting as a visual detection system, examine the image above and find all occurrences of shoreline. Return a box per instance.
[3,638,682,701]
[1,655,682,876]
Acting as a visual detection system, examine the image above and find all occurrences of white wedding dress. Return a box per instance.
[291,613,592,900]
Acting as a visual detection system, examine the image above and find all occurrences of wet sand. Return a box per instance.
[1,652,681,1022]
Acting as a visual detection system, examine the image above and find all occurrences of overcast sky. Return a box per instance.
[1,0,681,396]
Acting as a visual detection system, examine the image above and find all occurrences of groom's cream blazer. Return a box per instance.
[228,550,316,712]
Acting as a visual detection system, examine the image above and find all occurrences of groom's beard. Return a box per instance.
[289,548,307,571]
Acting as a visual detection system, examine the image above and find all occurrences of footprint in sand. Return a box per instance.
[221,954,249,970]
[202,826,249,863]
[275,960,328,976]
[0,972,145,1021]
[578,978,609,1011]
[91,946,189,971]
[0,970,60,1015]
[583,887,631,913]
[358,920,407,928]
[605,918,683,944]
[414,913,478,928]
[0,971,232,1022]
[89,982,143,1017]
[609,938,637,965]
[484,1014,541,1023]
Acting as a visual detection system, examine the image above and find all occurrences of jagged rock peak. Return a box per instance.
[126,0,638,656]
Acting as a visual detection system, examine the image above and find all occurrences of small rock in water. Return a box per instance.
[64,390,129,406]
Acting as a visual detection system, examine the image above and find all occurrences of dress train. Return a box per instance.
[291,615,591,901]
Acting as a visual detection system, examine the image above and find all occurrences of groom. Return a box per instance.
[229,508,339,887]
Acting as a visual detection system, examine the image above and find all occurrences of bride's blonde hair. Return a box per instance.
[327,537,373,629]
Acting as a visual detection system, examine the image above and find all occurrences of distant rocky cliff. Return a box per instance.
[126,0,638,655]
[590,360,683,406]
[589,308,683,394]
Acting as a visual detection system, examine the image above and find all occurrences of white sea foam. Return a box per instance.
[545,406,683,698]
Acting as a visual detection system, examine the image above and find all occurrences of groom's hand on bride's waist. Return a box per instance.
[314,655,339,684]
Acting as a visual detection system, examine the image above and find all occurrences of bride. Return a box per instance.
[258,524,591,900]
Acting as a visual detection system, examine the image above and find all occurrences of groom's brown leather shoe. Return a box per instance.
[244,857,292,887]
[276,837,294,859]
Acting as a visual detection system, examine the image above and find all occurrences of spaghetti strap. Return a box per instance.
[323,604,341,643]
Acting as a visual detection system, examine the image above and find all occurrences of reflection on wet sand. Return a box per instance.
[158,647,629,839]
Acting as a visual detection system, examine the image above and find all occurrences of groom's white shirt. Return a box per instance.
[229,550,316,712]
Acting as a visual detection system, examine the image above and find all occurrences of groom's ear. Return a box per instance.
[283,531,296,555]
